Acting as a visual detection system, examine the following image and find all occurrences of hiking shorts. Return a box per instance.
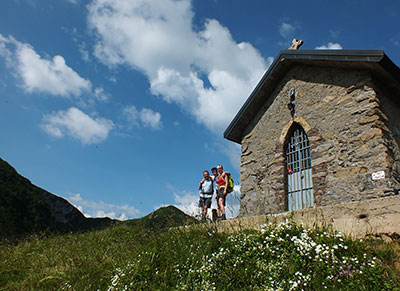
[216,188,226,206]
[199,197,212,208]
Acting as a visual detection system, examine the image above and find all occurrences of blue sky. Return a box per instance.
[1,0,399,219]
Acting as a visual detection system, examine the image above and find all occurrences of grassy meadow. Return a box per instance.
[1,219,400,290]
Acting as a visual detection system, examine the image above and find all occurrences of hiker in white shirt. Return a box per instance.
[198,170,214,220]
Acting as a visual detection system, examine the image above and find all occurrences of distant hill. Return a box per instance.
[125,205,198,229]
[0,158,112,240]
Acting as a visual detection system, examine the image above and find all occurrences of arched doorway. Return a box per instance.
[285,123,314,210]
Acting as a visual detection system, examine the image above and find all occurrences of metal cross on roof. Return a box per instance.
[288,38,303,50]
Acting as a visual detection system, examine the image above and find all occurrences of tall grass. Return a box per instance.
[1,224,151,289]
[1,221,399,290]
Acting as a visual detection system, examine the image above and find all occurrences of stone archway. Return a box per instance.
[279,116,312,145]
[278,116,327,209]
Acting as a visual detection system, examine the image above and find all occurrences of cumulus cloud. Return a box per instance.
[41,107,114,144]
[140,108,162,129]
[16,49,91,96]
[88,0,268,134]
[123,105,163,130]
[68,193,139,220]
[160,184,240,219]
[0,34,91,97]
[315,42,343,50]
[172,189,201,217]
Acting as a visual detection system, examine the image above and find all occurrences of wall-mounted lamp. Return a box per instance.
[289,88,296,102]
[287,88,296,117]
[287,102,295,111]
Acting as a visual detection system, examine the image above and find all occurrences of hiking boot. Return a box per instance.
[221,214,226,220]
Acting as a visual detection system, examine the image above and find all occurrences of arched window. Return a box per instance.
[285,123,314,211]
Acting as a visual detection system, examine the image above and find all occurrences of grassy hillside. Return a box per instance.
[1,157,399,289]
[124,205,198,229]
[1,220,399,290]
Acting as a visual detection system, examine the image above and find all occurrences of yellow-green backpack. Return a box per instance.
[226,174,234,194]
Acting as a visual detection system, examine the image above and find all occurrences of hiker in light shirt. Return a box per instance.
[198,170,214,220]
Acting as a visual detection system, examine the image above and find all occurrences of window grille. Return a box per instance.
[285,124,314,210]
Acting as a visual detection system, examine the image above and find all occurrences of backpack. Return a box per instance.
[226,174,234,194]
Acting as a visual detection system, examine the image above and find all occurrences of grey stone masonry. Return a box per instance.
[239,64,400,217]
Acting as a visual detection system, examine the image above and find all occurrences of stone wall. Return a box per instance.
[239,64,400,217]
[218,195,400,239]
[374,83,400,182]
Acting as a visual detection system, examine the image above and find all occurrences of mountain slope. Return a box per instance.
[0,158,112,239]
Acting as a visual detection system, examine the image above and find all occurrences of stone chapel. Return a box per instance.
[224,50,400,217]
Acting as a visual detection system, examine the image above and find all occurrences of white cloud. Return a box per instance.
[278,21,301,48]
[41,107,114,144]
[88,0,268,134]
[0,35,12,61]
[94,87,110,102]
[16,49,90,96]
[79,42,90,62]
[315,42,343,50]
[172,189,201,217]
[108,76,117,83]
[0,34,92,97]
[160,184,240,219]
[68,193,139,220]
[279,22,296,38]
[123,105,140,127]
[123,105,162,130]
[140,108,162,129]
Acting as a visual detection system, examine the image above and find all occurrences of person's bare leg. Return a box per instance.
[218,198,225,217]
[201,206,207,220]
